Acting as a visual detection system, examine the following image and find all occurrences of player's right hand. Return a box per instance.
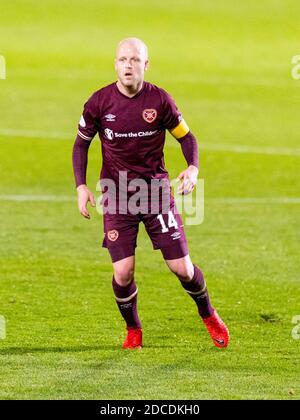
[77,184,96,219]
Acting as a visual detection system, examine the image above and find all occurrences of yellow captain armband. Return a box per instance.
[169,119,190,139]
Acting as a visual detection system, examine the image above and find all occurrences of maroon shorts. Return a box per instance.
[102,198,189,263]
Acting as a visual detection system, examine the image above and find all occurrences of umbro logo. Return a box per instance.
[105,114,116,122]
[171,231,181,240]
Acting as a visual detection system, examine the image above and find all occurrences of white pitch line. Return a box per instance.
[0,128,70,140]
[207,197,300,204]
[0,195,300,204]
[1,128,300,157]
[197,143,300,157]
[168,140,300,156]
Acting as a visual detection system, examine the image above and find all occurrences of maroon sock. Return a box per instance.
[112,276,142,330]
[180,265,214,319]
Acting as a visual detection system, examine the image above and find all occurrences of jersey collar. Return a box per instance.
[114,81,146,99]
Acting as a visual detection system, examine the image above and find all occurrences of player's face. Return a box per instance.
[115,43,148,89]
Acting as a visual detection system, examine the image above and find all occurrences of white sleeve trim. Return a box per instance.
[77,130,93,141]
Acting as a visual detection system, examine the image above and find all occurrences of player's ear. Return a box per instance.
[145,60,150,71]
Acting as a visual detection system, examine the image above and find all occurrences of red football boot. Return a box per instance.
[203,310,229,348]
[122,328,142,350]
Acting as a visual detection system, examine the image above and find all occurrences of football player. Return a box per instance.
[72,38,229,350]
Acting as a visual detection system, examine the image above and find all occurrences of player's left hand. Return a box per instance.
[176,165,198,195]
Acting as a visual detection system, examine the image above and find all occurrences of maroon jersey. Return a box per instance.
[77,81,182,183]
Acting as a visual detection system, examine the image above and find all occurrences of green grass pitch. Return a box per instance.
[0,0,299,400]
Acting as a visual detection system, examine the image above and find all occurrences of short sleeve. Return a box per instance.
[77,92,99,141]
[160,89,183,130]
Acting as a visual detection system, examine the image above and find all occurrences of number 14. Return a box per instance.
[157,211,178,233]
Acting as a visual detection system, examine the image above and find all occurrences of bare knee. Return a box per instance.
[113,257,135,286]
[114,267,134,286]
[173,265,194,282]
[166,256,194,282]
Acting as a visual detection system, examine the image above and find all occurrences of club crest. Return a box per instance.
[142,109,157,123]
[107,230,119,241]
